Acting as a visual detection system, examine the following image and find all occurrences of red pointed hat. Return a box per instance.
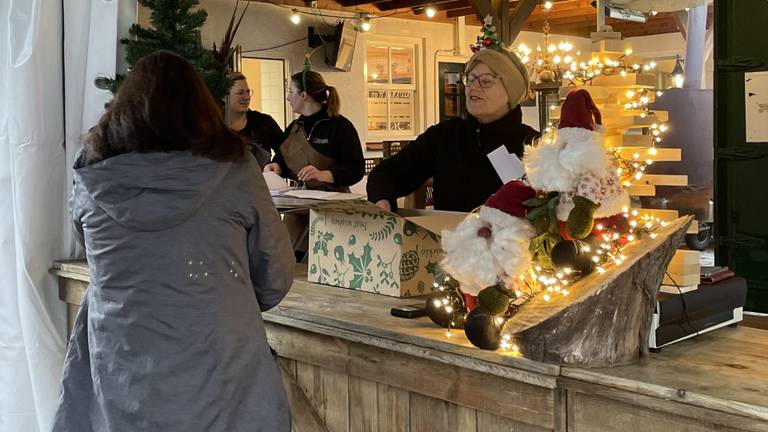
[484,180,536,217]
[558,89,602,131]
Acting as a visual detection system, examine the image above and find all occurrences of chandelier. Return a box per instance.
[515,20,578,84]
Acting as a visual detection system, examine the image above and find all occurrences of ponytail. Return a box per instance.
[325,85,340,118]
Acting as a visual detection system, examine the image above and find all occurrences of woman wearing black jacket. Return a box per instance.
[264,70,364,192]
[227,72,284,169]
[367,44,538,212]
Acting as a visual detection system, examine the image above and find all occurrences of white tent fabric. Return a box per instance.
[0,0,116,430]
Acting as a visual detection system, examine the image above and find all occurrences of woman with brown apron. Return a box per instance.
[264,70,364,259]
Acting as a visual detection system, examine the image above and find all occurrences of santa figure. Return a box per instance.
[440,89,630,300]
[525,89,630,240]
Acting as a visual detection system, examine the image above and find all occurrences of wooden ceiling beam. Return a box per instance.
[377,0,453,10]
[450,0,593,20]
[507,0,538,42]
[446,6,475,17]
[430,0,469,11]
[337,0,385,6]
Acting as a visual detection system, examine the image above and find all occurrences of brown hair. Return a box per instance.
[230,71,246,82]
[291,70,340,117]
[83,50,246,164]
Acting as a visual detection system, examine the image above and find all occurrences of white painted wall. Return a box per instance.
[625,32,714,89]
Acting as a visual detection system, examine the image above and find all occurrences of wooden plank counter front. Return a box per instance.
[51,260,768,432]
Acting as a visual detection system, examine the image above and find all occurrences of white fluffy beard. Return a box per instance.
[440,207,535,295]
[525,127,608,192]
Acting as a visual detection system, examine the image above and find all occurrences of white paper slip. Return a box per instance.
[263,171,291,193]
[281,190,366,201]
[487,146,525,183]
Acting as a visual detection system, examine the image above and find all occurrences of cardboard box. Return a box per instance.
[663,249,701,286]
[307,201,466,297]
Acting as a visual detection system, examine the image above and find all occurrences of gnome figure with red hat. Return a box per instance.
[525,89,630,241]
[441,180,537,297]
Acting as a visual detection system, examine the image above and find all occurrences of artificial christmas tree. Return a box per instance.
[111,0,232,100]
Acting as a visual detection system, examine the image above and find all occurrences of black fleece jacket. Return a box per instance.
[273,110,365,187]
[237,110,284,169]
[367,106,539,212]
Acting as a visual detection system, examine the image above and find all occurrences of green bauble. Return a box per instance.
[566,196,599,239]
[400,249,420,281]
[477,284,515,315]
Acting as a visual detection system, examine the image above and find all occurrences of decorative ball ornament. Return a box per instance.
[483,38,493,47]
[425,291,467,329]
[550,239,596,276]
[464,307,502,350]
[550,239,579,269]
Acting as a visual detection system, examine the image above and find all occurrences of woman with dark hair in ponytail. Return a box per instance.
[264,70,364,192]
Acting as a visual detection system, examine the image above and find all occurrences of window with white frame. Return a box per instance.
[365,42,419,136]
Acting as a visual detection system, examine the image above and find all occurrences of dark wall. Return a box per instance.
[715,0,768,312]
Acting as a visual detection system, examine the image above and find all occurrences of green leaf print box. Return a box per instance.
[307,201,466,297]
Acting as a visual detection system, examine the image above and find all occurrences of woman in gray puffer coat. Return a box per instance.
[52,51,295,432]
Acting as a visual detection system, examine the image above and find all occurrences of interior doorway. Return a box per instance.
[240,57,288,129]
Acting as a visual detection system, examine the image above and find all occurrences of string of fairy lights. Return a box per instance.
[431,207,667,355]
[429,41,676,355]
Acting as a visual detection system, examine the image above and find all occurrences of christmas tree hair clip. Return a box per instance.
[301,54,312,92]
[470,15,504,53]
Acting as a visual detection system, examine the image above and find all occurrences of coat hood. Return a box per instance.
[74,151,231,232]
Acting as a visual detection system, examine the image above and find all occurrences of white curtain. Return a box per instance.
[0,0,116,430]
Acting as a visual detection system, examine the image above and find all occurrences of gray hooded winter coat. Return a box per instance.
[52,151,294,431]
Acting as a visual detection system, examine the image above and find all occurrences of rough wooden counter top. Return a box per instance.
[51,259,768,430]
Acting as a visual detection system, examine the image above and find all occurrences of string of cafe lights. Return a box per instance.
[265,0,440,31]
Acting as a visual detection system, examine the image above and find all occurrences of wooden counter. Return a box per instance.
[51,260,768,432]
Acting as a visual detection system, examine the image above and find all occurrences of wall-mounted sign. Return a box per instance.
[745,71,768,143]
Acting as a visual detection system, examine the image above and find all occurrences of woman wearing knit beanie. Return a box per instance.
[367,18,538,212]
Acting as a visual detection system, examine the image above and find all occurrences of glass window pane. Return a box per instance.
[444,71,461,93]
[367,89,388,132]
[389,90,413,132]
[366,46,389,84]
[390,47,413,85]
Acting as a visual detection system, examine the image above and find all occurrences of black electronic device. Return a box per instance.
[649,276,747,351]
[307,21,357,71]
[391,304,427,319]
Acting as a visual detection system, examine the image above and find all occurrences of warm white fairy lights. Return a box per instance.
[562,52,660,85]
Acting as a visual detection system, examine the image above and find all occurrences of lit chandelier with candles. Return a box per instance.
[515,20,578,84]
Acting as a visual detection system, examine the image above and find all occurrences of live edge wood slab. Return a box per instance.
[51,260,768,432]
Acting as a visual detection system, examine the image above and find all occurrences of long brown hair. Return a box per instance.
[83,50,246,164]
[291,70,340,117]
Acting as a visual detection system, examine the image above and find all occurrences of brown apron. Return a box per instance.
[279,122,352,261]
[279,122,349,192]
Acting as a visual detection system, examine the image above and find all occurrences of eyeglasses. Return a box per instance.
[232,89,253,97]
[460,73,501,89]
